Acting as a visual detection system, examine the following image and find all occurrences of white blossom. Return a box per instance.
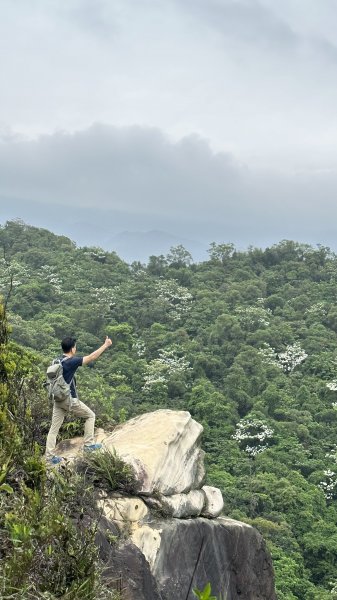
[157,348,191,374]
[318,470,337,500]
[326,446,337,461]
[244,445,268,457]
[258,344,282,369]
[236,305,272,328]
[305,302,328,318]
[154,278,193,321]
[326,379,337,392]
[39,265,63,293]
[277,342,308,373]
[0,259,31,290]
[325,260,337,283]
[259,342,308,373]
[330,580,337,596]
[131,266,147,277]
[142,346,191,391]
[91,287,116,309]
[132,338,146,357]
[82,248,107,262]
[142,371,167,390]
[232,419,274,457]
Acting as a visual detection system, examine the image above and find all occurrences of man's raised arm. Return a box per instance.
[82,336,112,365]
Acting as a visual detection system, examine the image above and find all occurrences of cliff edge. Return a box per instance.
[55,409,277,600]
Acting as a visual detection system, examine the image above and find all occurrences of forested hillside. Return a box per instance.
[2,219,337,599]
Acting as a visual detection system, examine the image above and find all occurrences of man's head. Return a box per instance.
[61,336,77,355]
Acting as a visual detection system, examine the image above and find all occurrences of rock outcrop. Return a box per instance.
[104,409,206,496]
[54,410,277,599]
[97,516,276,600]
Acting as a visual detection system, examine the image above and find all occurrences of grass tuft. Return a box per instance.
[77,447,139,495]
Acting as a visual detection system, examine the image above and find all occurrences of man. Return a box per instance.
[45,335,112,464]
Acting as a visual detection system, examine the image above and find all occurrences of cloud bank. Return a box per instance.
[0,124,336,251]
[1,1,337,255]
[2,0,337,170]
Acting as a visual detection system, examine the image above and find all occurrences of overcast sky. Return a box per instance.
[1,0,337,256]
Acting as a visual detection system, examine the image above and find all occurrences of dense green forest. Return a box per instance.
[2,219,337,599]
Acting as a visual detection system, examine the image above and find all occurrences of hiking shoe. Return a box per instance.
[48,456,63,465]
[84,443,103,452]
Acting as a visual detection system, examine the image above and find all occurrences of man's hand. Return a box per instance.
[104,336,112,348]
[83,337,113,364]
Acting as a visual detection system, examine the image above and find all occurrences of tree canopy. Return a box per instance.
[2,220,337,598]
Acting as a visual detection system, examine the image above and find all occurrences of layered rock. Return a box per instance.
[54,410,276,599]
[55,409,218,517]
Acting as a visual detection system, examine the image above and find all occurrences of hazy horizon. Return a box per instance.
[1,1,337,259]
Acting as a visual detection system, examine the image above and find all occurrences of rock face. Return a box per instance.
[103,409,205,495]
[97,515,276,600]
[138,517,276,600]
[54,410,276,599]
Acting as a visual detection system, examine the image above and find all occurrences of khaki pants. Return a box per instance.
[45,397,95,458]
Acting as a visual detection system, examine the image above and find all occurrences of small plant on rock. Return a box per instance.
[193,583,218,600]
[78,448,138,494]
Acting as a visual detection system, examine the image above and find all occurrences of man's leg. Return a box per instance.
[45,403,67,458]
[70,398,96,446]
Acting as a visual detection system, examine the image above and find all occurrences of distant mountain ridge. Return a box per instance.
[0,196,207,263]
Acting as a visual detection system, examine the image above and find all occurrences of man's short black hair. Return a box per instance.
[61,336,77,353]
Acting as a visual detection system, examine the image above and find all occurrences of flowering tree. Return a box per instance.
[278,342,308,373]
[132,338,146,357]
[82,247,107,262]
[325,363,337,396]
[318,447,337,501]
[305,302,328,318]
[331,580,337,599]
[258,343,281,369]
[154,278,193,321]
[236,305,272,328]
[143,346,191,391]
[258,342,308,373]
[91,286,116,310]
[232,419,274,457]
[0,258,31,295]
[318,469,337,501]
[38,265,63,294]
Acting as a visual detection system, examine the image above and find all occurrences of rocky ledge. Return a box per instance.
[54,409,277,600]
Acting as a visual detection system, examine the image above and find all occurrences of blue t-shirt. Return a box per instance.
[61,355,83,398]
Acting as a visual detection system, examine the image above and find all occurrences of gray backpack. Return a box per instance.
[46,357,73,406]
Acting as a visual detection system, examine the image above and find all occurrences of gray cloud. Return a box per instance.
[1,1,337,253]
[0,124,337,251]
[2,0,337,169]
[0,125,240,214]
[177,0,299,52]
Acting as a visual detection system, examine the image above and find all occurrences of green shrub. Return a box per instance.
[77,447,138,494]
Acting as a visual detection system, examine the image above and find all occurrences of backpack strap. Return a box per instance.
[60,356,76,397]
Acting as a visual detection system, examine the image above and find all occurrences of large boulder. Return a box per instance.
[53,410,276,599]
[98,516,277,600]
[103,410,205,495]
[54,410,205,497]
